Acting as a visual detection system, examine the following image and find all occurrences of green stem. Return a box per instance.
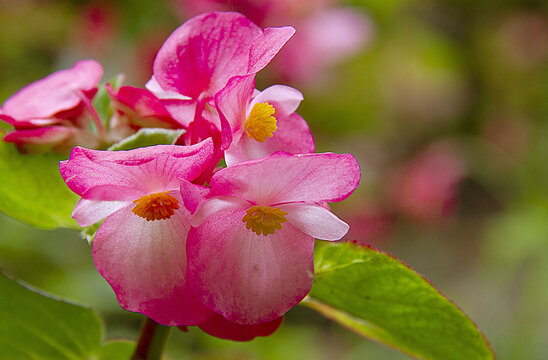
[131,317,172,360]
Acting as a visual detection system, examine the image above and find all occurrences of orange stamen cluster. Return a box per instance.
[132,191,179,221]
[242,206,288,236]
[245,102,277,143]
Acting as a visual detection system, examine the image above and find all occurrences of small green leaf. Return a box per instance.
[0,140,78,229]
[0,272,102,359]
[306,242,494,360]
[108,128,185,151]
[93,75,124,127]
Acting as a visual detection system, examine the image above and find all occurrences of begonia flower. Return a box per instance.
[0,60,104,153]
[59,140,217,326]
[215,75,315,165]
[187,152,360,324]
[147,11,295,143]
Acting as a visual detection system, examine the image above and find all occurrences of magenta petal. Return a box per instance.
[211,152,360,205]
[187,207,314,324]
[247,26,296,74]
[1,60,102,120]
[225,113,314,166]
[153,12,262,99]
[93,201,214,326]
[199,313,283,341]
[278,203,349,241]
[3,127,74,145]
[178,178,211,213]
[215,75,255,131]
[190,196,249,227]
[60,140,214,200]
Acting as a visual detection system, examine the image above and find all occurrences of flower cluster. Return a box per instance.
[52,12,360,341]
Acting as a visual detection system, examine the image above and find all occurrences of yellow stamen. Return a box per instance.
[242,206,287,236]
[245,102,277,143]
[132,191,179,221]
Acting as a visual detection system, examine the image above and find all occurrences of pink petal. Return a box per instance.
[60,139,214,200]
[93,200,214,326]
[210,152,360,205]
[72,198,130,227]
[153,12,262,99]
[3,127,74,145]
[145,76,192,100]
[225,112,314,166]
[215,75,256,132]
[198,313,283,341]
[247,26,296,74]
[249,84,303,118]
[178,178,211,213]
[1,60,102,120]
[106,85,183,128]
[190,196,249,227]
[187,207,315,324]
[278,203,349,241]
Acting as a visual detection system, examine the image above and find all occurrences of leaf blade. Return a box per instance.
[308,243,494,360]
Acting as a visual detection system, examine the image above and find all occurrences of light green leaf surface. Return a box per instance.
[0,273,136,360]
[108,128,185,151]
[0,140,78,229]
[0,273,102,359]
[306,242,494,360]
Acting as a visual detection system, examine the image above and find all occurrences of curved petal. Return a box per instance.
[210,152,360,205]
[145,76,192,101]
[107,85,182,128]
[215,75,255,132]
[225,112,314,166]
[278,203,349,241]
[72,198,130,227]
[1,60,102,120]
[190,196,249,227]
[153,12,262,99]
[93,200,214,326]
[60,139,214,200]
[3,126,74,145]
[187,207,315,325]
[198,313,283,341]
[249,85,303,118]
[247,26,296,74]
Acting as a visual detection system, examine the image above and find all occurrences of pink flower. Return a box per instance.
[186,152,360,324]
[59,140,217,326]
[0,60,104,153]
[215,74,315,165]
[147,11,295,143]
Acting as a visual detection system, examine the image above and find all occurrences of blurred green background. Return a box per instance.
[1,0,547,359]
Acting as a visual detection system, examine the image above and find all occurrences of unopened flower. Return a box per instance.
[0,60,104,153]
[60,140,217,326]
[187,152,360,324]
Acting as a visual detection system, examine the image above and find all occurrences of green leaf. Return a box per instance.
[305,243,494,360]
[92,340,135,360]
[0,140,78,229]
[0,272,102,359]
[108,128,185,151]
[93,74,124,127]
[0,273,136,360]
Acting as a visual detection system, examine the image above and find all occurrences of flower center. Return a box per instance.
[245,102,277,143]
[242,206,287,236]
[132,191,179,221]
